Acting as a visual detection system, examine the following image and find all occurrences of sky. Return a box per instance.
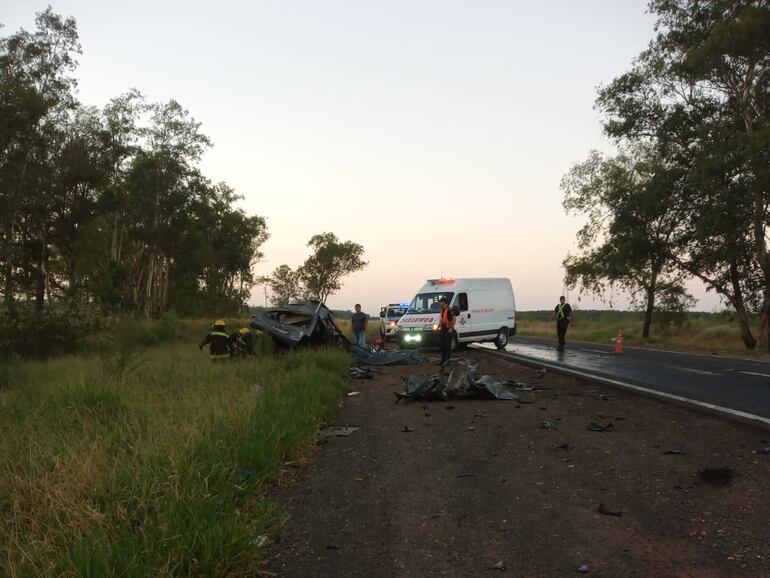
[1,1,725,313]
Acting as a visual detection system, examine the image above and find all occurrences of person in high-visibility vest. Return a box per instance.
[438,297,456,365]
[552,296,572,351]
[199,320,233,360]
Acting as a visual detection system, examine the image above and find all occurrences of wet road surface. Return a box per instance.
[475,336,770,422]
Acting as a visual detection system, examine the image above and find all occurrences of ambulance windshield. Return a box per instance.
[408,293,454,314]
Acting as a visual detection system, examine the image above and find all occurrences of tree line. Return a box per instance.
[1,9,369,356]
[562,0,770,349]
[0,9,268,340]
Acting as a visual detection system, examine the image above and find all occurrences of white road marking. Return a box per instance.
[679,367,719,376]
[739,371,770,378]
[474,346,770,429]
[582,348,607,355]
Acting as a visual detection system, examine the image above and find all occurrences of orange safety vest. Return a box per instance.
[440,306,455,331]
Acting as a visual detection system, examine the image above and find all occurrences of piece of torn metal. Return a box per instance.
[316,425,361,442]
[597,502,623,517]
[250,301,348,349]
[349,344,423,366]
[587,421,614,432]
[395,359,519,401]
[349,365,374,379]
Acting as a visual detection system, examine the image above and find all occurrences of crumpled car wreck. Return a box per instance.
[249,301,348,349]
[250,301,423,366]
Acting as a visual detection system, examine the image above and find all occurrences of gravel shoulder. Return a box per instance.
[269,350,770,578]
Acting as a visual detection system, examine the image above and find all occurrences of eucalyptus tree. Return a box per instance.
[562,146,692,337]
[298,232,367,303]
[594,0,770,348]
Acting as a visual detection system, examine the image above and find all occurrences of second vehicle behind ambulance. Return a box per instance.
[396,278,516,350]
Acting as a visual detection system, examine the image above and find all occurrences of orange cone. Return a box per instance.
[614,329,623,355]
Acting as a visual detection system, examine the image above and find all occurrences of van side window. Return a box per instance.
[458,293,469,311]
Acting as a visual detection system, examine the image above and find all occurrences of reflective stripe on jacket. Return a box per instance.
[200,330,232,358]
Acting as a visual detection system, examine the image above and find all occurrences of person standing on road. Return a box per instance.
[351,304,368,347]
[438,297,456,365]
[553,296,572,351]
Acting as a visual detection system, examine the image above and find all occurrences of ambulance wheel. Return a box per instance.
[495,327,509,349]
[449,331,459,352]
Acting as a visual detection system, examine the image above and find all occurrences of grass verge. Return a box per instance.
[0,342,350,577]
[517,314,769,356]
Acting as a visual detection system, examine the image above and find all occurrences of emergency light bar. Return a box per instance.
[427,277,455,285]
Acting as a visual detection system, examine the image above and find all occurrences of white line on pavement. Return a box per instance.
[679,367,720,376]
[739,371,770,378]
[474,346,770,429]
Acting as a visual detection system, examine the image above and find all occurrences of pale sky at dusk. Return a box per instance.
[2,1,724,313]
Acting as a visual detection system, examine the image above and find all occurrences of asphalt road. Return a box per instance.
[475,335,770,424]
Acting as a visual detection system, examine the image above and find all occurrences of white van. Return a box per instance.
[396,278,516,350]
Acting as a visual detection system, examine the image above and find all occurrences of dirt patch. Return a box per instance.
[269,350,770,577]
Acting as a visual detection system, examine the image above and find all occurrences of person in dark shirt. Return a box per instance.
[230,327,256,356]
[553,296,572,351]
[199,320,233,360]
[351,304,368,347]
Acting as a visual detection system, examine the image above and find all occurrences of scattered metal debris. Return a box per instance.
[349,366,374,379]
[350,344,423,366]
[395,360,520,401]
[577,563,589,573]
[662,449,686,455]
[456,473,475,478]
[490,560,506,570]
[698,465,736,486]
[347,391,361,397]
[316,425,361,442]
[401,425,414,433]
[252,534,269,548]
[753,447,770,455]
[597,502,623,517]
[587,421,614,432]
[541,419,559,430]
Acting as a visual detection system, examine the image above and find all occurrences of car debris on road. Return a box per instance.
[395,359,520,401]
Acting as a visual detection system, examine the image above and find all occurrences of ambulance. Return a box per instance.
[396,278,516,350]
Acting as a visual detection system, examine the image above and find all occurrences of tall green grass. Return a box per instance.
[0,342,350,577]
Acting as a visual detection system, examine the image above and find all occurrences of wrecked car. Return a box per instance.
[250,300,424,366]
[249,301,348,349]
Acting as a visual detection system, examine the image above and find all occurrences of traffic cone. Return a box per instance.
[614,329,623,355]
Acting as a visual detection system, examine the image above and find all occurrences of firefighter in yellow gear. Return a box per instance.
[199,320,233,360]
[231,326,256,356]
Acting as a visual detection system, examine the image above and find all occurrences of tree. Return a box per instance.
[0,8,81,314]
[562,146,692,337]
[592,0,770,348]
[263,264,301,307]
[298,233,367,303]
